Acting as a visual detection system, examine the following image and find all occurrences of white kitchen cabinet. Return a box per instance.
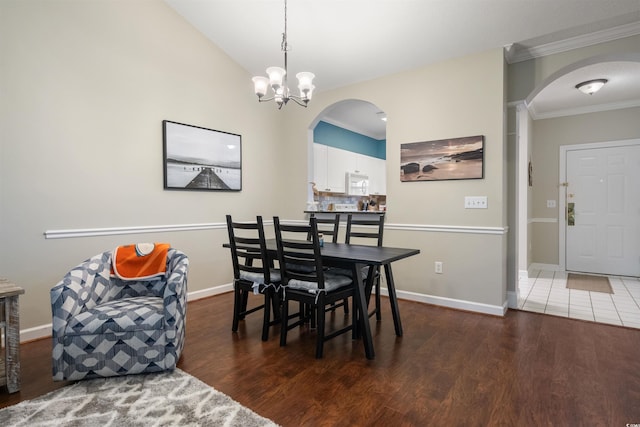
[313,144,349,193]
[313,143,386,194]
[368,157,386,195]
[326,146,355,193]
[351,153,385,195]
[313,143,328,191]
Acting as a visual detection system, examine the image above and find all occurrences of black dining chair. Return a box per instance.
[273,216,356,358]
[308,213,350,315]
[345,213,385,321]
[308,213,341,243]
[226,215,281,341]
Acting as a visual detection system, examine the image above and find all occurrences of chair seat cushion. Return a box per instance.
[287,272,352,294]
[65,296,164,335]
[239,268,281,284]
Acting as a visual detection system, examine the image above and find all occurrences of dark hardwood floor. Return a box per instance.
[2,292,640,426]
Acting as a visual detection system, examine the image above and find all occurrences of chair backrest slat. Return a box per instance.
[308,213,340,243]
[345,214,384,247]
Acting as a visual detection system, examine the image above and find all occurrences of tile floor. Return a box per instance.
[518,269,640,329]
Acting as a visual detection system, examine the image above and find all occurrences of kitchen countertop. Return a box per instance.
[304,210,386,214]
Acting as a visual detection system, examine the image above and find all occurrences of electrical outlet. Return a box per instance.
[435,261,443,274]
[547,200,556,208]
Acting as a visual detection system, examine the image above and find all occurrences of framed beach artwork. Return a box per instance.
[163,120,242,191]
[400,135,484,182]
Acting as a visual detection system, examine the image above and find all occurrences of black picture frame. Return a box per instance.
[400,135,484,182]
[163,120,242,191]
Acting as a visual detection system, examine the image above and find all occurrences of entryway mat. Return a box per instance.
[566,273,613,294]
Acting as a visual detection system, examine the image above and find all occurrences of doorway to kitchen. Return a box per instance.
[307,99,387,212]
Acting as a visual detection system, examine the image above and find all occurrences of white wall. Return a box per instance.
[0,0,285,331]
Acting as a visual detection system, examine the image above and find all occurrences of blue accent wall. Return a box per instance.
[313,121,386,160]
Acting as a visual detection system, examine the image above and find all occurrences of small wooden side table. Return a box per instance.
[0,279,25,393]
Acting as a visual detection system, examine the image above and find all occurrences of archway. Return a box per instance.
[515,52,640,313]
[306,99,387,210]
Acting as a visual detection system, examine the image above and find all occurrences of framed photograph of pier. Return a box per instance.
[400,135,484,182]
[163,120,242,191]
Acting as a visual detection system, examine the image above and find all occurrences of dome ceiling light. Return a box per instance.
[575,79,608,95]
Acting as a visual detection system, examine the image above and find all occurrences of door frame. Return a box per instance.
[558,138,640,271]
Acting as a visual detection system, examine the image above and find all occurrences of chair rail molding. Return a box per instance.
[44,222,230,239]
[45,221,508,239]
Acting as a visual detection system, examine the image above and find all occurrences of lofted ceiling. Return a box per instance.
[164,0,640,136]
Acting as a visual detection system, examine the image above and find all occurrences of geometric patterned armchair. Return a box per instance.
[50,247,189,381]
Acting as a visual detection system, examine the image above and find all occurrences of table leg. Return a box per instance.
[6,296,22,393]
[384,264,403,337]
[353,263,374,359]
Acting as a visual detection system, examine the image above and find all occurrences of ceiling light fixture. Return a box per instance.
[251,0,315,109]
[575,79,608,95]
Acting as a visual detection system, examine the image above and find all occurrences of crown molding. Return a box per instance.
[505,21,640,64]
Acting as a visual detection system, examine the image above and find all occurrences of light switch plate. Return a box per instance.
[464,196,488,209]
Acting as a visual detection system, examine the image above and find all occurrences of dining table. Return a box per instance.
[237,238,421,360]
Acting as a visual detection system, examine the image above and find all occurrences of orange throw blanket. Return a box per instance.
[111,243,170,280]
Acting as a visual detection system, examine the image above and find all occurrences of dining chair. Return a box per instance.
[309,213,349,315]
[345,213,385,320]
[226,215,281,341]
[308,213,340,243]
[273,216,356,358]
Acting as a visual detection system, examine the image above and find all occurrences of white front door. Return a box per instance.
[565,142,640,276]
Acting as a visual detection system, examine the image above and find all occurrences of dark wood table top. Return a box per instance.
[264,240,419,265]
[225,239,420,266]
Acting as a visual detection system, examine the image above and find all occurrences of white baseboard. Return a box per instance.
[379,287,508,316]
[529,263,562,272]
[20,283,235,343]
[519,269,529,280]
[187,283,233,302]
[20,324,53,343]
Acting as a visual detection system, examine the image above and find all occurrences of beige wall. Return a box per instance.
[2,0,509,333]
[0,0,285,329]
[531,106,640,265]
[283,48,509,307]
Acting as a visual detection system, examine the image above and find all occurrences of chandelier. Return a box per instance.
[251,0,315,108]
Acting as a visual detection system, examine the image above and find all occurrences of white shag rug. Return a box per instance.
[0,369,278,427]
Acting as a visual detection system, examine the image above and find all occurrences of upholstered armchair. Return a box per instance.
[51,247,189,381]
